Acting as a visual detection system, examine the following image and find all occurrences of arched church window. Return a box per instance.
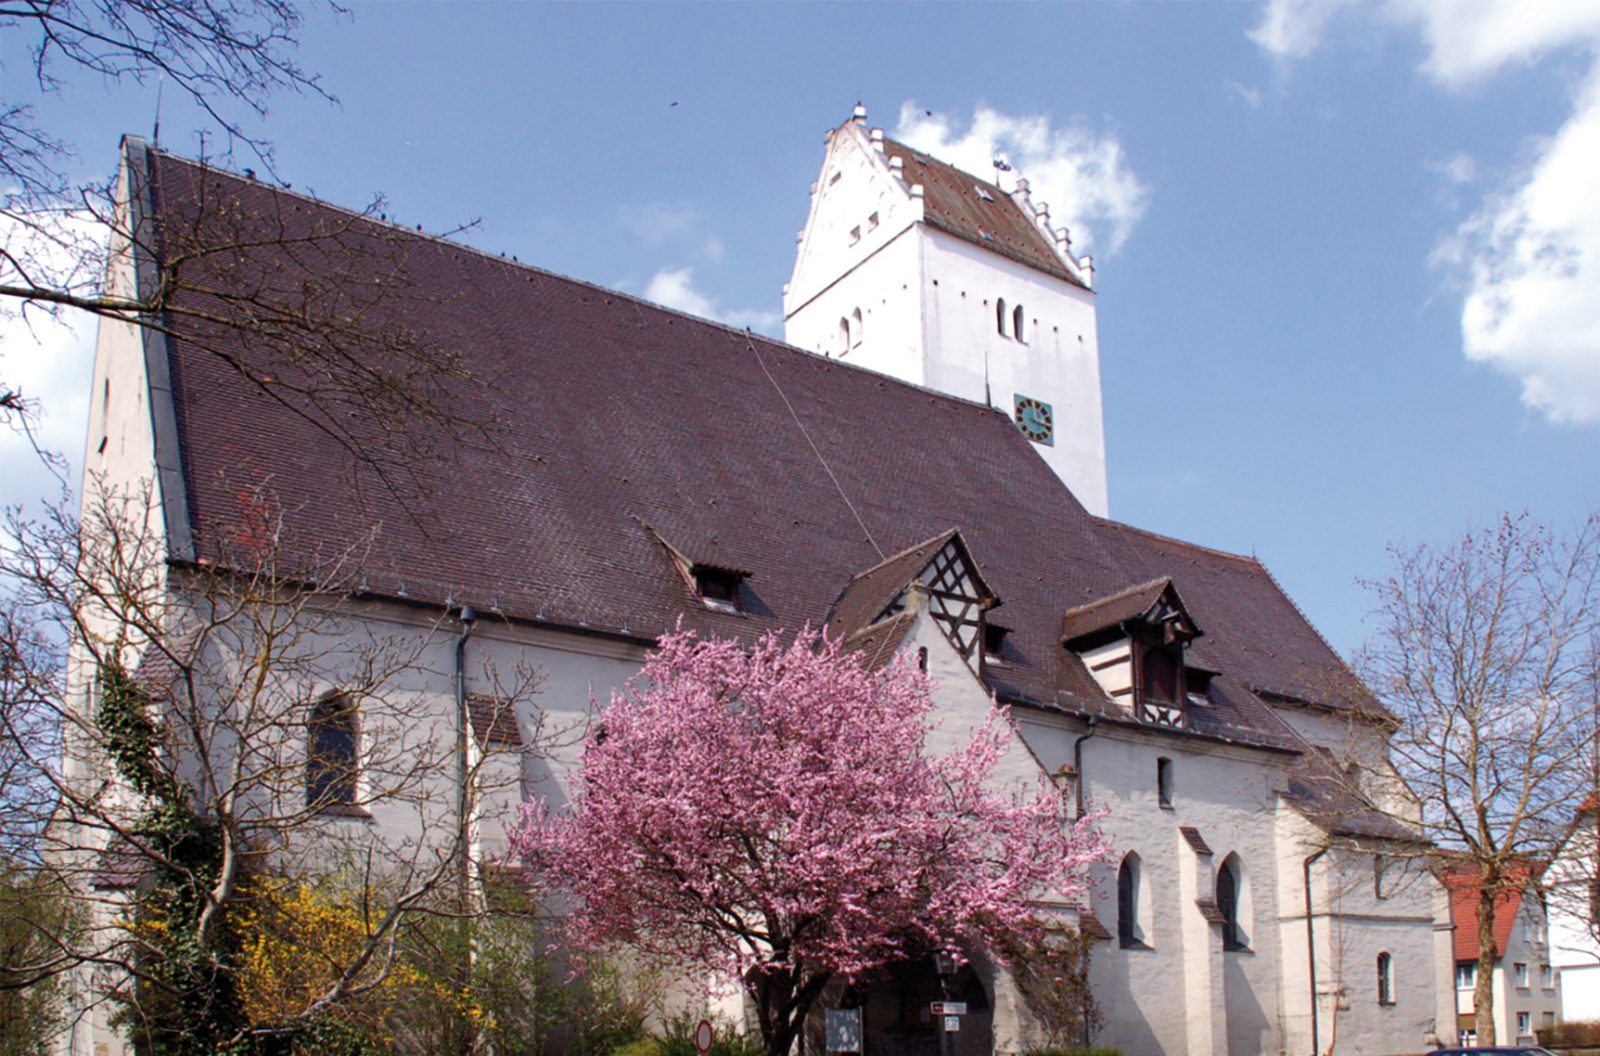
[1118,853,1146,948]
[851,308,863,347]
[996,298,1008,337]
[1218,853,1246,951]
[307,691,359,810]
[1014,305,1026,343]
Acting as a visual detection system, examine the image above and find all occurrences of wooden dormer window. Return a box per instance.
[982,622,1010,662]
[1062,578,1204,728]
[692,564,747,614]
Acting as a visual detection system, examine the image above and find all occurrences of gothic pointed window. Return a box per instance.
[1118,853,1147,948]
[996,298,1008,336]
[1013,305,1026,343]
[1217,854,1246,951]
[307,691,358,810]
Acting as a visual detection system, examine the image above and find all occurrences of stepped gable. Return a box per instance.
[147,148,1339,753]
[880,137,1085,288]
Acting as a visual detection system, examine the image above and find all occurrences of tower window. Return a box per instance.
[308,691,359,811]
[1377,952,1394,1005]
[849,225,861,246]
[1157,757,1173,809]
[851,307,863,347]
[838,316,851,355]
[996,298,1008,337]
[1013,305,1026,343]
[867,211,879,230]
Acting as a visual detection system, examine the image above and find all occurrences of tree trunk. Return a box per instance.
[1475,878,1498,1045]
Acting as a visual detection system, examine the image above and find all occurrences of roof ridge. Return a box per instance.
[1063,575,1171,617]
[842,527,960,585]
[1094,517,1264,567]
[147,141,1023,425]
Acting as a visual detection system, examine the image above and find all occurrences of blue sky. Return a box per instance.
[5,1,1600,653]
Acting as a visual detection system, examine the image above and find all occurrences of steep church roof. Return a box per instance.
[880,137,1088,289]
[133,142,1365,755]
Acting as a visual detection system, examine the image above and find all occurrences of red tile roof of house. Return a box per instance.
[136,144,1372,759]
[1444,859,1540,963]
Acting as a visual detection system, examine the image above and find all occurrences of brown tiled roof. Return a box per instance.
[1077,908,1113,942]
[1060,577,1177,645]
[841,612,918,672]
[880,138,1087,289]
[1280,747,1422,843]
[824,530,959,643]
[1179,826,1213,855]
[466,694,523,749]
[140,147,1369,755]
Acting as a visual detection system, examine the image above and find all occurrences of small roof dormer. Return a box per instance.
[1062,578,1203,728]
[824,528,999,668]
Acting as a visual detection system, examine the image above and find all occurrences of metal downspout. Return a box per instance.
[1304,847,1329,1056]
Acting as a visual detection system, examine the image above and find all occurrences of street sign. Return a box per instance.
[943,1016,960,1033]
[695,1019,714,1056]
[930,1002,967,1015]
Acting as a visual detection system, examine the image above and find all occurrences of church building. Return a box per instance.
[59,108,1454,1055]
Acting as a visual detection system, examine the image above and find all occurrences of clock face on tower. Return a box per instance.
[1013,395,1055,446]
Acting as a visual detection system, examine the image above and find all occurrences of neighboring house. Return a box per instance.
[1547,796,1600,1022]
[60,109,1451,1056]
[1446,862,1564,1044]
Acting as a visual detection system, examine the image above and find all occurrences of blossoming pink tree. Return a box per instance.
[509,630,1108,1056]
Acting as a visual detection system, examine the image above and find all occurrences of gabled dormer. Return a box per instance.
[1061,578,1204,728]
[824,528,999,669]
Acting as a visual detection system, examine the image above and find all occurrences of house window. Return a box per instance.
[1541,963,1554,988]
[1544,1011,1557,1029]
[1514,962,1529,988]
[1118,854,1147,948]
[1157,757,1173,809]
[996,298,1008,337]
[307,691,358,810]
[692,566,745,614]
[1377,952,1394,1005]
[1217,854,1246,951]
[1013,304,1025,343]
[1517,1011,1531,1037]
[1456,963,1476,990]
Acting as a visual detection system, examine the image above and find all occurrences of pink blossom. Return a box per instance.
[510,629,1107,1055]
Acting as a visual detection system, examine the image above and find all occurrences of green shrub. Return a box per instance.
[652,1013,763,1056]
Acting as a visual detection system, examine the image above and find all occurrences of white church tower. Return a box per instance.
[785,104,1109,516]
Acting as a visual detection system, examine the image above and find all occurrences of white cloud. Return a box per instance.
[1248,0,1340,61]
[618,202,698,243]
[1436,66,1600,424]
[1250,0,1600,425]
[1,213,101,514]
[891,102,1149,255]
[642,267,781,334]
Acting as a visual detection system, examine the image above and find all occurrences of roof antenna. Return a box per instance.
[152,73,165,145]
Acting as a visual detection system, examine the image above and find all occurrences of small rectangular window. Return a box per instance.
[1541,963,1553,988]
[1517,1011,1531,1036]
[694,567,744,614]
[1514,961,1529,987]
[1456,964,1476,989]
[982,623,1009,662]
[1157,757,1173,809]
[1374,855,1388,899]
